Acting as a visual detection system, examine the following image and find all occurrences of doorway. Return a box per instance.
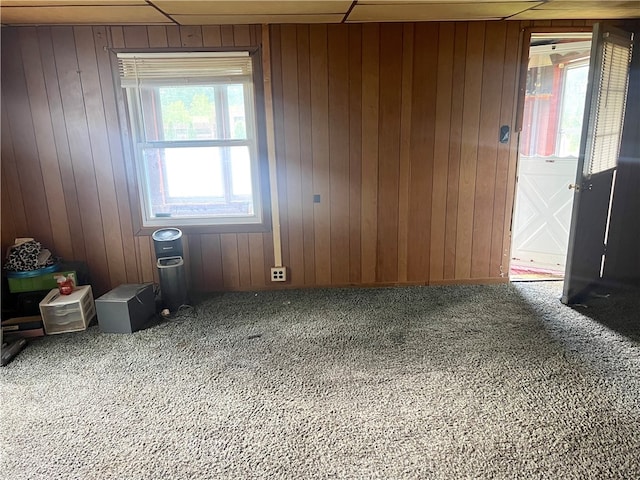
[510,33,592,281]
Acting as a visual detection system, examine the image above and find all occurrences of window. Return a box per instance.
[520,39,591,159]
[557,62,589,158]
[118,52,265,228]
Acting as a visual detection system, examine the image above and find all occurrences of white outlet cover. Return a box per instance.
[271,267,287,282]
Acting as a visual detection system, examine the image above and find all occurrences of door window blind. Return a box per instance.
[585,36,633,176]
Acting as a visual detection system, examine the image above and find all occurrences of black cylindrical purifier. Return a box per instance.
[157,256,188,312]
[152,228,184,258]
[152,228,188,312]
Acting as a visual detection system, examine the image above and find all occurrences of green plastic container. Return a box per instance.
[7,270,77,293]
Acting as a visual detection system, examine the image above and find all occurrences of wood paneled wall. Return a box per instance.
[270,21,524,287]
[0,20,600,294]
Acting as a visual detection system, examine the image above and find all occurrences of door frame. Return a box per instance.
[505,26,593,280]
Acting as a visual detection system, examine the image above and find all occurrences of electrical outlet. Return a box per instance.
[271,267,287,282]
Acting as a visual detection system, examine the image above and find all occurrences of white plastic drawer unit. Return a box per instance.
[39,285,96,335]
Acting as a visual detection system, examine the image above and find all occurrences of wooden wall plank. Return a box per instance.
[280,25,304,286]
[220,233,240,288]
[51,27,110,294]
[36,27,86,262]
[376,24,403,283]
[429,22,455,282]
[237,233,252,288]
[75,26,128,288]
[348,24,363,285]
[147,25,168,46]
[201,234,224,291]
[181,233,191,289]
[123,25,149,48]
[309,25,332,285]
[406,23,439,283]
[166,25,181,47]
[1,29,54,250]
[221,25,234,47]
[189,234,204,291]
[396,23,414,283]
[262,232,275,285]
[202,25,222,47]
[550,20,575,28]
[110,26,125,48]
[150,235,159,285]
[137,235,155,284]
[1,173,18,251]
[360,23,380,284]
[470,22,507,278]
[233,25,251,46]
[444,23,468,280]
[18,27,74,261]
[248,232,266,287]
[328,25,350,285]
[250,25,258,46]
[0,99,28,242]
[180,26,203,47]
[455,21,486,280]
[196,234,218,291]
[296,25,316,285]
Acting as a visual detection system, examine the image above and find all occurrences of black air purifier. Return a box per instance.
[152,228,188,312]
[152,228,184,258]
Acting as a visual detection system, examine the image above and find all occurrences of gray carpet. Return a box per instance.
[1,282,639,479]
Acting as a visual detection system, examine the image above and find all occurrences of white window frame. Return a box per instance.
[556,58,590,158]
[118,51,264,229]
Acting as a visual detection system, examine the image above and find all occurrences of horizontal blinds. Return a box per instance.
[117,52,252,87]
[586,38,632,176]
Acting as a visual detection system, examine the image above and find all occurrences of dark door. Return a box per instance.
[562,24,634,304]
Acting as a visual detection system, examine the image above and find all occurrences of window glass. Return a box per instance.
[557,64,589,158]
[229,146,252,196]
[227,85,247,140]
[141,146,255,220]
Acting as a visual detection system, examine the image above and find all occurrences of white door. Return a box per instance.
[511,156,577,272]
[511,37,591,277]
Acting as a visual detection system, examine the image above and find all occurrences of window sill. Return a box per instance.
[135,222,271,236]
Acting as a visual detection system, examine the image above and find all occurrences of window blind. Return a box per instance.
[117,52,253,87]
[585,38,633,176]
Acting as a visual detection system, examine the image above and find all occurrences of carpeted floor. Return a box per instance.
[1,281,639,479]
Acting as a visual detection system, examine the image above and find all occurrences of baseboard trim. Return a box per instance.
[428,277,509,286]
[192,277,510,293]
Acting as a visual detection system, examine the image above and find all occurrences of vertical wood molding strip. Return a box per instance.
[261,24,282,267]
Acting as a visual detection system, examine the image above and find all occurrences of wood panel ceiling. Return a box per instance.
[1,0,638,25]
